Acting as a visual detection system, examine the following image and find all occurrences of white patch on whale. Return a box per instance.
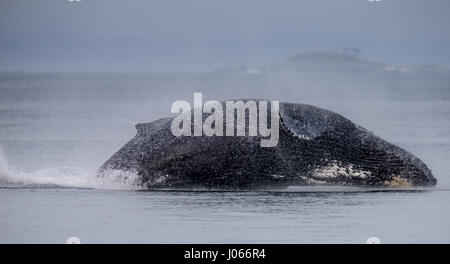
[271,174,287,179]
[311,160,372,179]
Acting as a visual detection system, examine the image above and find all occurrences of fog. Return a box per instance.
[1,0,450,71]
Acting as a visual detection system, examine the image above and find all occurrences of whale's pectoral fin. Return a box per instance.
[279,111,318,140]
[279,103,340,140]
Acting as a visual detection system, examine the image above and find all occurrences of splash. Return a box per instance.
[0,148,141,190]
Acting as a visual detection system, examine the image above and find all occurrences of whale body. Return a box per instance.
[99,101,436,189]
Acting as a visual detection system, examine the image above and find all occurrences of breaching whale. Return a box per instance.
[99,101,436,189]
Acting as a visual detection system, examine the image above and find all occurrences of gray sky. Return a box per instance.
[1,0,450,71]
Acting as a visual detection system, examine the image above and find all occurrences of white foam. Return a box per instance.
[0,148,141,190]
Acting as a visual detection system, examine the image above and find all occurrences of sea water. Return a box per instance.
[0,72,449,243]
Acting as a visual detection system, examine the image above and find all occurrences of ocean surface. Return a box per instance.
[1,68,449,243]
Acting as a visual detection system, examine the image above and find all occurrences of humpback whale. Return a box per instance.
[99,101,436,189]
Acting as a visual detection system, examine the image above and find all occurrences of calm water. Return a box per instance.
[1,72,449,243]
[1,188,449,243]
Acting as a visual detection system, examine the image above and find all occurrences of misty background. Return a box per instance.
[1,0,450,72]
